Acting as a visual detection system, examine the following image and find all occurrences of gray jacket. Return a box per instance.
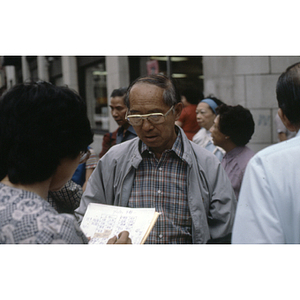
[75,127,237,243]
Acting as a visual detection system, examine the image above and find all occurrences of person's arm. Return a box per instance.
[206,160,237,242]
[232,156,284,243]
[193,148,237,243]
[107,231,132,244]
[86,231,132,244]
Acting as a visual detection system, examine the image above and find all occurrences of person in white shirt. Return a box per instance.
[232,61,300,244]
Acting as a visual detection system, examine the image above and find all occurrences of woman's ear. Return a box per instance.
[174,102,183,121]
[278,108,297,132]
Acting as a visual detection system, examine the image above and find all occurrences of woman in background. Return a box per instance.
[210,104,255,199]
[193,96,225,161]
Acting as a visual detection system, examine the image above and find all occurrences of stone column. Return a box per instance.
[5,66,16,89]
[105,56,130,132]
[21,56,30,82]
[37,56,49,82]
[202,56,300,152]
[61,56,79,92]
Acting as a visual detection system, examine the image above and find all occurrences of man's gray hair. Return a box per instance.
[124,74,181,109]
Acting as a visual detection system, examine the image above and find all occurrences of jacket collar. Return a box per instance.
[178,125,194,167]
[129,125,194,168]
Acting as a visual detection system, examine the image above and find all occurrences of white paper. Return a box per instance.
[80,203,157,244]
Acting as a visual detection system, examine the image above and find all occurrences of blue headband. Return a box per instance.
[200,98,218,114]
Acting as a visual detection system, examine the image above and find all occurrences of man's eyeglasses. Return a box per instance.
[126,106,174,126]
[79,149,91,164]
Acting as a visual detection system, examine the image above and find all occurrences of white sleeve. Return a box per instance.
[232,155,285,243]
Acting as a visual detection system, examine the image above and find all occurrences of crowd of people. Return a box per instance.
[0,61,299,244]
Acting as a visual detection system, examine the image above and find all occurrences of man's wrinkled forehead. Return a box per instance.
[129,82,164,100]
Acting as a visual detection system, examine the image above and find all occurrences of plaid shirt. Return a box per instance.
[47,180,82,214]
[128,130,192,244]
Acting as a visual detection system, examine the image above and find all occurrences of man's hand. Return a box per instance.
[107,231,132,244]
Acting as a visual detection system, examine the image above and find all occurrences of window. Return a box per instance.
[84,62,108,132]
[148,56,203,93]
[77,57,108,133]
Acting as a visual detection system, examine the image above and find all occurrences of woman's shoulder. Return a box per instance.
[0,184,87,244]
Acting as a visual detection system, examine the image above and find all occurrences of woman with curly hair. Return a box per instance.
[210,104,255,199]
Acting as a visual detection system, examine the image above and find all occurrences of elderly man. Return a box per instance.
[75,74,236,244]
[232,62,300,243]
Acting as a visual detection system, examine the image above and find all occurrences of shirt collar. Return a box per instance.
[127,125,137,135]
[140,128,184,160]
[117,125,137,139]
[117,125,135,134]
[223,146,244,161]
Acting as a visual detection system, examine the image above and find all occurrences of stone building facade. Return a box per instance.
[203,56,300,152]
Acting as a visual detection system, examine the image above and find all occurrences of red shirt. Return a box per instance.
[177,104,200,140]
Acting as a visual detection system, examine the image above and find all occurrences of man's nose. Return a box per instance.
[141,118,154,131]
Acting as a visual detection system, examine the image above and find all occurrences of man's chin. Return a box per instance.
[116,121,125,127]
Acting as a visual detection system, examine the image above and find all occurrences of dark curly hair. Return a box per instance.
[216,104,255,146]
[0,81,93,184]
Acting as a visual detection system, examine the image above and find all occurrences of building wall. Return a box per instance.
[202,56,300,152]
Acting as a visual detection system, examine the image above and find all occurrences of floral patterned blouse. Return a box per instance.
[0,183,88,244]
